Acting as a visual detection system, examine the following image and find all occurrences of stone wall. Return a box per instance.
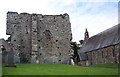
[37,14,72,64]
[79,61,86,66]
[86,44,119,65]
[7,12,32,63]
[6,12,72,64]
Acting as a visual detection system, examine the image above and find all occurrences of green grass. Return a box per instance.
[2,63,119,75]
[0,65,2,76]
[89,63,119,68]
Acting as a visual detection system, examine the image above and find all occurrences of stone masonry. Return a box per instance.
[79,24,119,66]
[86,44,119,65]
[6,12,73,64]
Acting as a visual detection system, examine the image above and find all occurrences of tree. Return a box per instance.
[2,47,7,57]
[71,42,80,64]
[79,40,84,45]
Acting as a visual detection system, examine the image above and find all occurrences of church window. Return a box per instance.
[112,46,115,57]
[102,51,104,58]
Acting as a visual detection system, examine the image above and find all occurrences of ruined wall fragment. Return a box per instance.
[6,12,72,64]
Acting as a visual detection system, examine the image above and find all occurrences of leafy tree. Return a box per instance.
[71,42,80,64]
[79,40,84,45]
[2,47,8,57]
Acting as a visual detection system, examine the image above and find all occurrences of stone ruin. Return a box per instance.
[0,39,16,67]
[6,11,73,64]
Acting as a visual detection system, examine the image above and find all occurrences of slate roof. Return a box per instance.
[79,24,120,53]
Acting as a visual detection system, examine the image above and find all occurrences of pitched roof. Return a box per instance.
[79,24,120,53]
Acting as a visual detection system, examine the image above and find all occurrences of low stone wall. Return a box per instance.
[86,44,119,65]
[79,61,86,66]
[2,55,20,64]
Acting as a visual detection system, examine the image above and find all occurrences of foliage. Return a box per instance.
[2,47,8,57]
[2,64,118,75]
[71,42,80,64]
[2,50,8,57]
[79,40,84,45]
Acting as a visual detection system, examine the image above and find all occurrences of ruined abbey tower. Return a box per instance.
[6,12,73,64]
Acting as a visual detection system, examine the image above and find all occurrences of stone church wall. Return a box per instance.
[86,44,119,65]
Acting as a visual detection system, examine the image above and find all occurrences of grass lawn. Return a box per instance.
[89,63,119,68]
[2,63,119,75]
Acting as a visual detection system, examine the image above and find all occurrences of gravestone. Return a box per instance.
[36,60,39,64]
[67,59,75,65]
[70,59,75,65]
[6,48,16,67]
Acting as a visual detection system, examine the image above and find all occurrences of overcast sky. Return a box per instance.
[0,0,119,43]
